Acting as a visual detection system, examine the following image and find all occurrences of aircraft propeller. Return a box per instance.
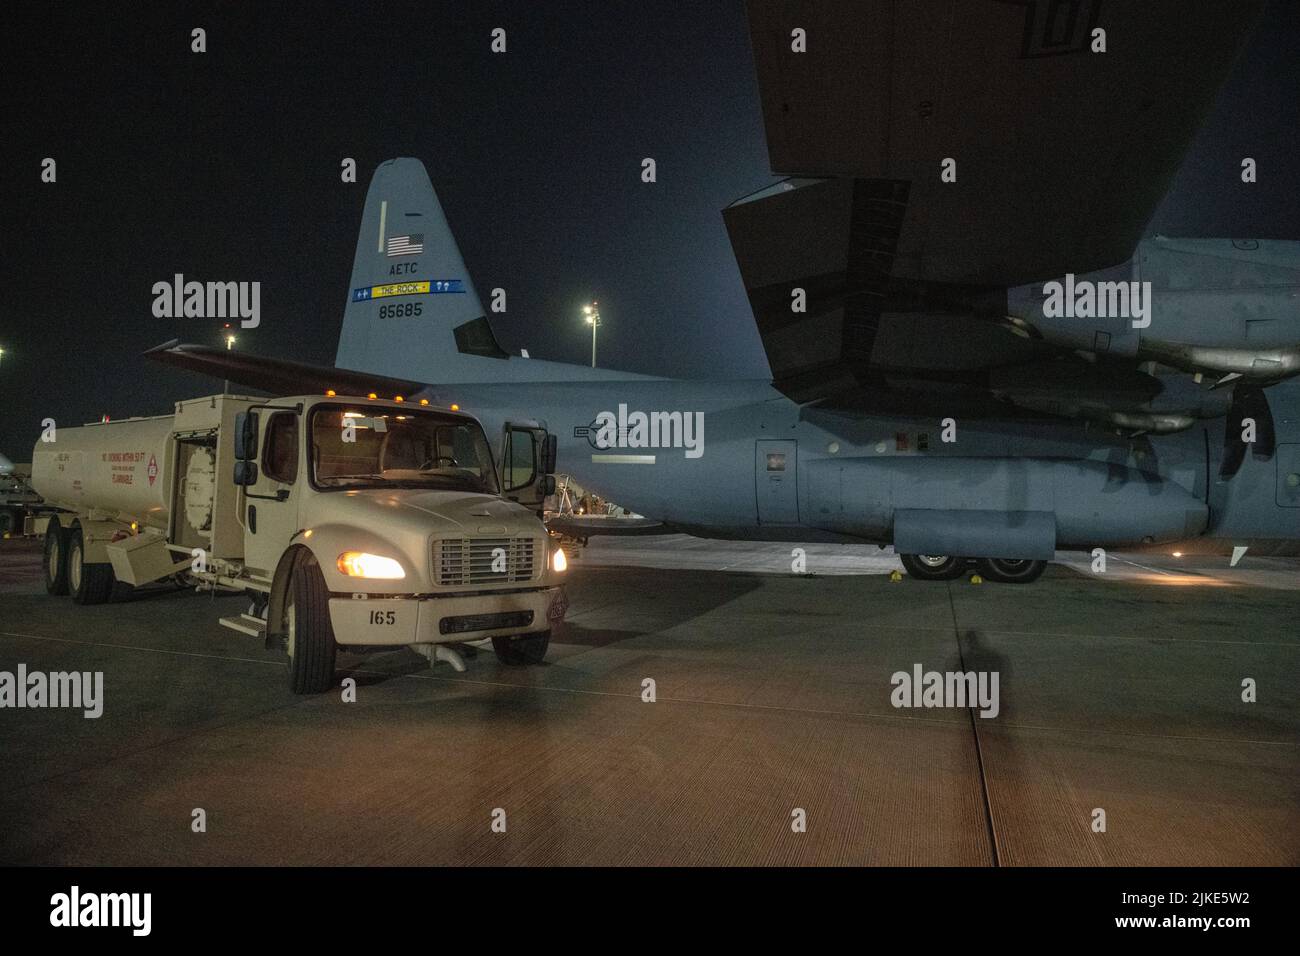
[1219,384,1276,479]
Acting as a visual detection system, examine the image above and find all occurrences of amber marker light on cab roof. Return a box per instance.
[419,398,429,405]
[326,389,336,397]
[450,404,460,411]
[367,392,377,399]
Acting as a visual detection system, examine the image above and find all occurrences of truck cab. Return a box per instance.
[36,393,567,694]
[236,394,565,690]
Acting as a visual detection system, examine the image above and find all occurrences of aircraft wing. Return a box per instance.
[728,0,1265,399]
[740,0,1263,285]
[144,340,425,399]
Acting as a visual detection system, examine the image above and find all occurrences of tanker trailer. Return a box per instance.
[31,413,177,602]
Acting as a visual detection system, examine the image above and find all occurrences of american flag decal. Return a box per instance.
[386,233,424,257]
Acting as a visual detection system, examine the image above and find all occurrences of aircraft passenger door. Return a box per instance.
[244,410,302,577]
[502,422,557,515]
[755,439,798,525]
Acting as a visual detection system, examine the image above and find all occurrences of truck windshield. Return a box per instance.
[310,405,500,494]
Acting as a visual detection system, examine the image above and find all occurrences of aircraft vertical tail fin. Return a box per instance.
[147,158,652,391]
[336,158,649,386]
[335,158,511,382]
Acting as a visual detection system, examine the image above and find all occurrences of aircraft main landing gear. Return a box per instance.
[975,557,1046,584]
[898,553,965,581]
[898,554,1047,584]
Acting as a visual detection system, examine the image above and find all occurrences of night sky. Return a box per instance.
[1,0,1297,459]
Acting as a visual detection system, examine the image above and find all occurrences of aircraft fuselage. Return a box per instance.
[421,377,1300,557]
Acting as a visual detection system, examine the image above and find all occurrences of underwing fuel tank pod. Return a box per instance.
[804,457,1208,559]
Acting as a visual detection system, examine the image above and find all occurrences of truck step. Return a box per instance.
[219,615,267,638]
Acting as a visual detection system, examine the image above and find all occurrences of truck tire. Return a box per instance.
[492,630,550,665]
[68,526,115,605]
[285,554,338,694]
[975,557,1046,584]
[43,521,69,595]
[899,553,965,581]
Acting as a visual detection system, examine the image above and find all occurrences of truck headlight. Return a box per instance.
[551,547,567,573]
[337,551,406,579]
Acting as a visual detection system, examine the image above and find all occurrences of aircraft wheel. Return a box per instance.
[285,554,338,694]
[899,553,964,581]
[68,526,116,605]
[492,630,550,665]
[976,557,1046,584]
[43,521,69,595]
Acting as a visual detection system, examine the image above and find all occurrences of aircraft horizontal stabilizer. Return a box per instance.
[144,340,427,399]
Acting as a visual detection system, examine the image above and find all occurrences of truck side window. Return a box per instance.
[504,428,536,491]
[262,412,299,484]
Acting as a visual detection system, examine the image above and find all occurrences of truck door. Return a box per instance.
[501,422,557,514]
[244,410,302,577]
[755,439,799,525]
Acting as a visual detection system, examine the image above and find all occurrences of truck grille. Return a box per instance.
[434,537,538,586]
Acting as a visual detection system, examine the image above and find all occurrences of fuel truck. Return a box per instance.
[31,392,568,693]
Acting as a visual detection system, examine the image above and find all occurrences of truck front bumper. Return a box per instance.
[328,586,566,647]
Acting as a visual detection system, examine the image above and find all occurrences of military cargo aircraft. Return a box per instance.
[148,0,1300,583]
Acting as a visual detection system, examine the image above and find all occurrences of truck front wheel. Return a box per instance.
[43,522,69,595]
[492,630,550,666]
[68,527,115,605]
[285,555,338,694]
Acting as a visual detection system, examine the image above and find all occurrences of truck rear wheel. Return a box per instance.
[492,630,550,665]
[43,521,69,595]
[68,526,115,605]
[285,555,338,694]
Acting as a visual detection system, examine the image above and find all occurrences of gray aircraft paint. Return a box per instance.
[337,159,658,386]
[330,160,1300,557]
[1008,237,1300,378]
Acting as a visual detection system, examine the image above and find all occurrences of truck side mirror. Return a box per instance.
[543,433,558,475]
[233,460,259,486]
[541,474,556,496]
[233,411,260,461]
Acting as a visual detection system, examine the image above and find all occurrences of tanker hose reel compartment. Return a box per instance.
[183,448,216,532]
